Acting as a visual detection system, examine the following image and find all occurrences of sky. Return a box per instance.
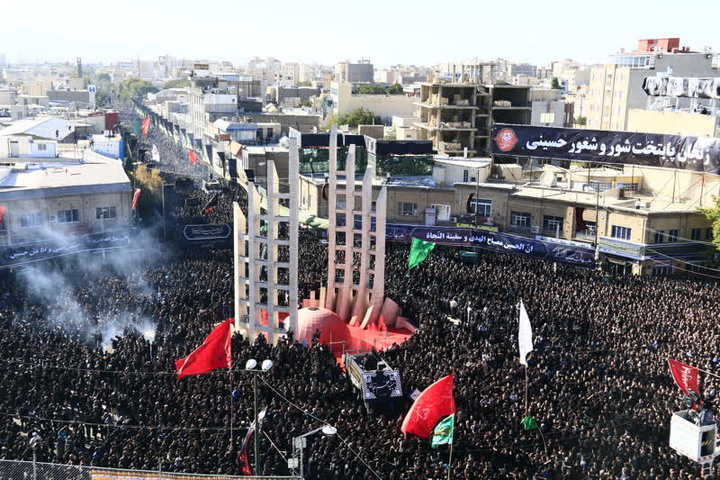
[1,0,719,69]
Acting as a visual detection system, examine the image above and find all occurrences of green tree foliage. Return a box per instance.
[551,77,562,90]
[297,81,313,87]
[387,83,404,94]
[700,196,720,250]
[118,78,159,100]
[339,108,381,127]
[163,78,190,89]
[574,116,587,126]
[355,84,387,94]
[321,108,382,130]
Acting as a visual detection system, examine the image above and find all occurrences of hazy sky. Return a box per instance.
[1,0,718,68]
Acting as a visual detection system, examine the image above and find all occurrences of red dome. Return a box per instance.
[296,307,349,346]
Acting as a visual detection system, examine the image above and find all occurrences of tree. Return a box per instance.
[574,116,587,126]
[118,78,159,100]
[551,77,562,90]
[339,108,381,127]
[700,196,720,250]
[163,78,190,89]
[355,84,387,95]
[387,83,404,94]
[297,81,313,87]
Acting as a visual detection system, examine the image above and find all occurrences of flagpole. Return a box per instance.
[229,368,234,447]
[447,439,454,480]
[524,365,529,415]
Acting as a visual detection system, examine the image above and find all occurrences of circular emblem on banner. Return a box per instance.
[495,128,518,152]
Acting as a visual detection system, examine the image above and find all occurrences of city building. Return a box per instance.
[335,60,374,84]
[453,163,718,275]
[586,39,720,131]
[0,158,132,248]
[414,65,531,156]
[328,82,415,121]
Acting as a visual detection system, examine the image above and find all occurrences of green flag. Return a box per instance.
[431,414,454,448]
[521,415,538,431]
[133,120,141,136]
[408,238,436,270]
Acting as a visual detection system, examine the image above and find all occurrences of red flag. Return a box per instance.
[141,117,150,137]
[401,374,455,439]
[175,319,233,379]
[0,206,5,225]
[668,358,699,396]
[131,189,141,210]
[188,150,198,165]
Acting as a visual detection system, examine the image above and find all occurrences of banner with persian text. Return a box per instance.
[385,224,596,268]
[0,231,131,269]
[492,123,720,175]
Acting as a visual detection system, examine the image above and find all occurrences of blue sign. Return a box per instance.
[385,224,596,268]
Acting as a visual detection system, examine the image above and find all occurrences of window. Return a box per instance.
[510,211,531,227]
[611,225,632,240]
[20,212,43,228]
[96,206,116,220]
[667,229,679,243]
[470,198,492,217]
[616,183,639,192]
[37,143,48,151]
[691,228,702,241]
[398,202,417,216]
[462,170,469,182]
[706,228,713,241]
[543,215,564,233]
[57,209,79,223]
[654,231,665,244]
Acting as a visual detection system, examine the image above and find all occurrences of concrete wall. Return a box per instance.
[3,190,132,244]
[627,109,717,137]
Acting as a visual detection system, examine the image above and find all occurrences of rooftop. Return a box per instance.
[0,116,75,140]
[0,161,131,201]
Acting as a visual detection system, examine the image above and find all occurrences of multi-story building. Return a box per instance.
[453,163,717,275]
[415,64,531,156]
[0,154,132,249]
[335,60,374,84]
[328,82,415,121]
[586,39,720,131]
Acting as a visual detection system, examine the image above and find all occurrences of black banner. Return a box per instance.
[492,123,720,174]
[0,231,132,269]
[385,224,596,268]
[178,223,232,247]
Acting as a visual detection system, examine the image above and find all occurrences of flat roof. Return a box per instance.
[510,185,703,213]
[0,162,131,201]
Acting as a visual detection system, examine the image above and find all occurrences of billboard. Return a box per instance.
[492,123,720,175]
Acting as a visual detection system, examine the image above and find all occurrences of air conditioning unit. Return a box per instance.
[530,225,540,233]
[49,215,56,222]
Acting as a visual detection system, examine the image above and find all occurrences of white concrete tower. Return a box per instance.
[324,125,387,325]
[234,139,299,344]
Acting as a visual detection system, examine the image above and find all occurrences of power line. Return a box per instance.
[258,376,383,480]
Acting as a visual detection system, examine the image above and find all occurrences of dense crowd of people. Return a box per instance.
[0,105,717,480]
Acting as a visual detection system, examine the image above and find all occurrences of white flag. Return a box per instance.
[151,144,160,162]
[518,299,533,366]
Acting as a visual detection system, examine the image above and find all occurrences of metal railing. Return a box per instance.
[0,460,301,480]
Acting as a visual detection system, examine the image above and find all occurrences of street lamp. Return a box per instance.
[589,180,601,265]
[245,358,273,475]
[289,425,338,478]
